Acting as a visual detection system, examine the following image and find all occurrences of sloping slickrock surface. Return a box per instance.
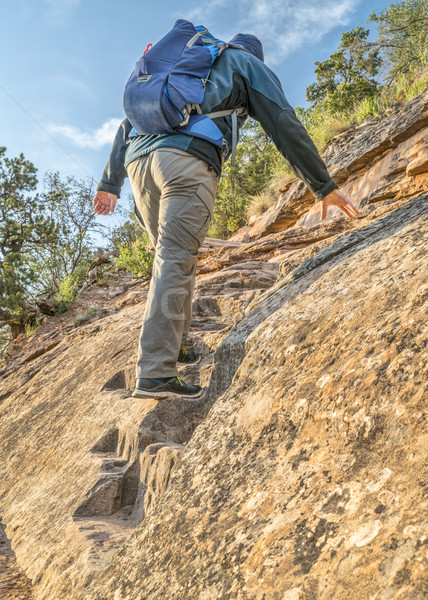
[0,95,427,599]
[196,196,413,275]
[0,520,34,600]
[0,257,278,600]
[79,195,426,599]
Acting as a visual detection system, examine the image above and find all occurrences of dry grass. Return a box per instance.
[72,305,101,327]
[246,193,277,220]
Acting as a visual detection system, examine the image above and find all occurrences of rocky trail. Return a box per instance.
[0,89,427,600]
[0,245,281,599]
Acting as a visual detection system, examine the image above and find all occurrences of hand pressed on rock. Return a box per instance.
[93,191,117,216]
[320,189,361,220]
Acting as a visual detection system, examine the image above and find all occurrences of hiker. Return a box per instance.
[93,20,360,400]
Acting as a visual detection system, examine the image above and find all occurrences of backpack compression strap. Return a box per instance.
[186,28,208,47]
[205,107,246,166]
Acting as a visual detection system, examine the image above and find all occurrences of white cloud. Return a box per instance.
[184,0,229,23]
[48,118,122,149]
[181,0,360,65]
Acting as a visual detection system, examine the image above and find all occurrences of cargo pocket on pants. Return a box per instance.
[171,183,214,253]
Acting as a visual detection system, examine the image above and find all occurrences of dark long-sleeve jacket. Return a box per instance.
[97,48,338,201]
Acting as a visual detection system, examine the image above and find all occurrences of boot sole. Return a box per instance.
[132,387,205,399]
[177,355,201,366]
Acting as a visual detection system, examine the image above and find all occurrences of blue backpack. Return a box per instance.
[123,19,246,164]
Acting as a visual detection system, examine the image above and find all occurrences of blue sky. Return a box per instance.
[1,0,391,229]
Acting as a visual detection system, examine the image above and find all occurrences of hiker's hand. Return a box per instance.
[93,191,117,215]
[320,189,360,220]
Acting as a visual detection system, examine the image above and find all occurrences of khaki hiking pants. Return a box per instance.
[127,148,219,380]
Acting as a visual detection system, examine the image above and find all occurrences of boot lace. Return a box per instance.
[176,375,186,387]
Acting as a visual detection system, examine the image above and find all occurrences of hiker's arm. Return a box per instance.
[240,62,338,202]
[96,118,133,199]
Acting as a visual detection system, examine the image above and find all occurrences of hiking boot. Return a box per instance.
[177,346,200,365]
[132,376,203,399]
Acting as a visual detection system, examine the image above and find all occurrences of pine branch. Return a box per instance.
[388,17,428,33]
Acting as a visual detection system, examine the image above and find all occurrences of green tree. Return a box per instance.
[107,193,154,278]
[0,147,59,336]
[108,193,142,253]
[368,0,428,82]
[211,142,248,238]
[114,234,154,279]
[0,151,108,337]
[28,172,104,299]
[210,119,291,238]
[306,26,382,113]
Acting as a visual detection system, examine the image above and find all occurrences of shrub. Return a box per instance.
[295,105,354,154]
[51,272,80,313]
[114,234,154,279]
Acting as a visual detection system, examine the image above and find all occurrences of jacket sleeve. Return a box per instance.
[237,60,338,201]
[97,118,133,198]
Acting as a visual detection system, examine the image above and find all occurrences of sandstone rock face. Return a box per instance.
[244,88,428,239]
[0,520,34,600]
[0,250,279,600]
[0,93,427,600]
